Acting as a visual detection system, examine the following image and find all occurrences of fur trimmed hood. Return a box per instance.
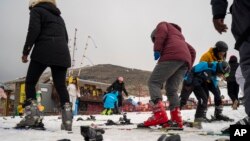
[29,0,56,8]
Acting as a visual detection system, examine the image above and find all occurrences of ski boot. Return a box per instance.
[16,99,44,130]
[138,100,168,128]
[161,107,183,130]
[80,126,105,141]
[214,106,234,122]
[157,134,181,141]
[61,103,73,131]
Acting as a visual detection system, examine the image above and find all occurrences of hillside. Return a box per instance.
[70,64,152,96]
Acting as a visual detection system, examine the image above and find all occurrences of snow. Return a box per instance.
[0,88,246,141]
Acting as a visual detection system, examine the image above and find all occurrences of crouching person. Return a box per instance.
[101,91,118,115]
[180,61,231,123]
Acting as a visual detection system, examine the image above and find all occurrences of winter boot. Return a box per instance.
[101,109,107,115]
[143,100,168,127]
[194,110,210,123]
[16,99,43,129]
[107,109,113,115]
[214,105,233,121]
[61,103,73,131]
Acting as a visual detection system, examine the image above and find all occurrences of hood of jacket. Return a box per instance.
[32,2,60,16]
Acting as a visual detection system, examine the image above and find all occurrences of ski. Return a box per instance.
[215,138,230,141]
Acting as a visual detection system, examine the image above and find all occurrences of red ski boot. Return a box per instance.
[163,107,183,130]
[143,100,168,127]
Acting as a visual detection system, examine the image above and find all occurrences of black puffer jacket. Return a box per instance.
[107,80,128,96]
[226,56,239,82]
[23,2,71,67]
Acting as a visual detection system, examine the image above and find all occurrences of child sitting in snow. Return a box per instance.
[101,91,119,115]
[180,61,231,122]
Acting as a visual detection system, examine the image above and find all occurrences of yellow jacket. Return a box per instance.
[199,47,225,62]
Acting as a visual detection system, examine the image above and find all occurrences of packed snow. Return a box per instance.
[0,88,246,141]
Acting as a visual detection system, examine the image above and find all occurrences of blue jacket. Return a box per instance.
[103,91,118,109]
[184,61,219,87]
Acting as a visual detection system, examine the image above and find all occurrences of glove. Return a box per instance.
[154,51,160,60]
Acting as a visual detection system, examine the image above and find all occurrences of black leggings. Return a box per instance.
[25,60,69,107]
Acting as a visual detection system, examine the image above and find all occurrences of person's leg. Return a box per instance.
[17,60,47,128]
[227,82,237,102]
[193,85,209,122]
[148,61,186,103]
[165,62,187,128]
[25,60,47,102]
[50,65,69,107]
[166,62,187,110]
[50,65,72,131]
[144,61,186,127]
[179,84,194,109]
[231,81,240,109]
[239,39,250,117]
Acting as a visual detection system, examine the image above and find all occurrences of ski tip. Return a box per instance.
[137,123,149,128]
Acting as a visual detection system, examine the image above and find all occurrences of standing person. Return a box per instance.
[140,21,196,129]
[107,76,128,114]
[17,0,72,131]
[199,41,231,121]
[211,0,250,128]
[0,86,7,99]
[226,55,239,110]
[67,77,80,115]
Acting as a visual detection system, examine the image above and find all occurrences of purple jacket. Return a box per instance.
[153,22,196,69]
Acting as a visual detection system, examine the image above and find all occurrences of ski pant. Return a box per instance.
[117,92,123,107]
[148,61,187,110]
[227,81,239,102]
[25,60,69,107]
[204,82,221,107]
[179,83,194,109]
[69,95,77,111]
[193,83,209,118]
[239,39,250,116]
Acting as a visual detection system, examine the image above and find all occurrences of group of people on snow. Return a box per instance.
[14,0,250,135]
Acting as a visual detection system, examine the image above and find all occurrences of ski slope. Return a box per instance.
[0,105,246,141]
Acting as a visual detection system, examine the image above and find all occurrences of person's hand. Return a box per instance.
[213,19,228,34]
[154,51,160,60]
[22,55,29,63]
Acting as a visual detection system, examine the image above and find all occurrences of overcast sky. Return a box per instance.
[0,0,238,82]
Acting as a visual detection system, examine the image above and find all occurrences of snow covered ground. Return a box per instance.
[0,88,245,141]
[0,105,247,141]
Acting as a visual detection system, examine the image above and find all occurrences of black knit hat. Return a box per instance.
[215,41,228,52]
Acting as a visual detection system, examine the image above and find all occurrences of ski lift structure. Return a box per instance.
[68,28,98,77]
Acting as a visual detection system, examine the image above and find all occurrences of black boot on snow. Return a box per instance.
[214,106,234,122]
[80,126,105,141]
